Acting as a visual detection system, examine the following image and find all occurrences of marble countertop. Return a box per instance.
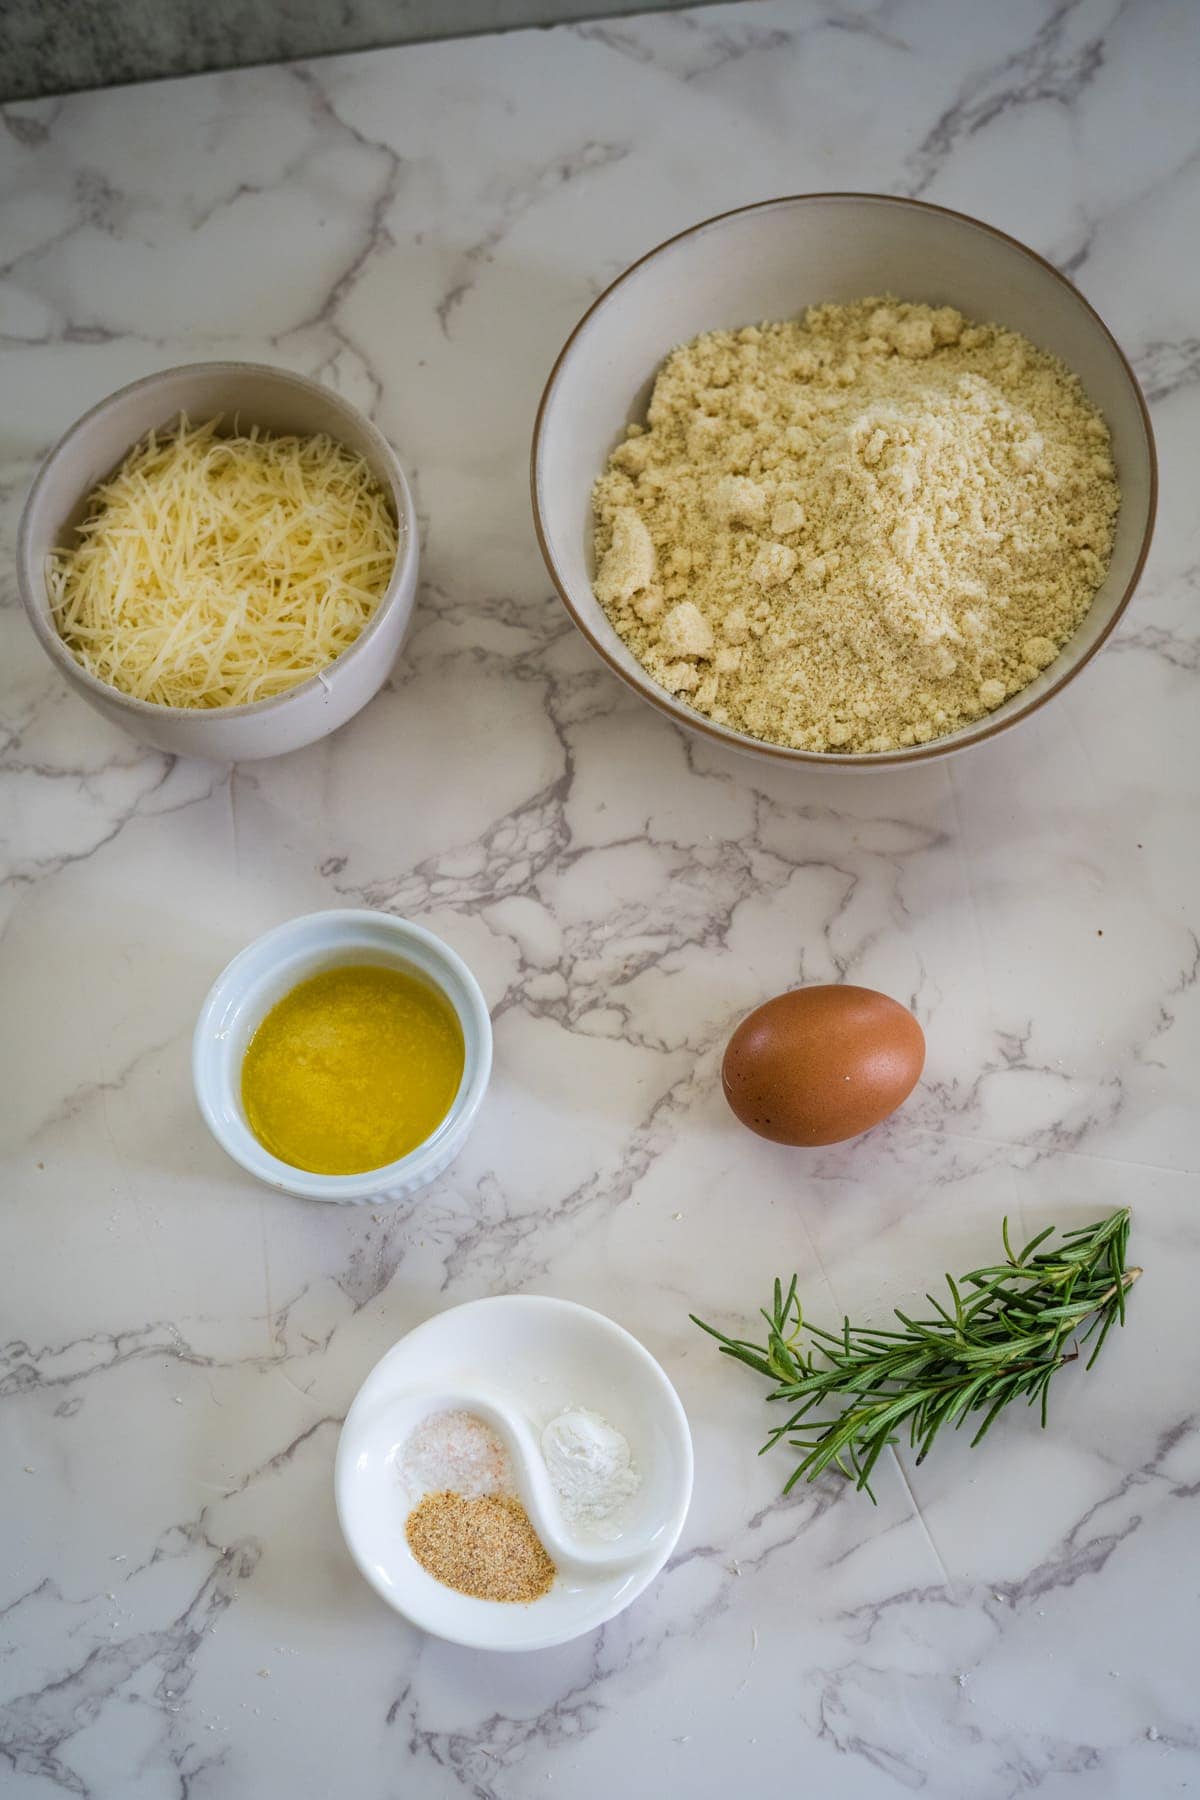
[2,3,1198,1795]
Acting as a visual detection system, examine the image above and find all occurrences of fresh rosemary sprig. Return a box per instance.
[692,1209,1139,1502]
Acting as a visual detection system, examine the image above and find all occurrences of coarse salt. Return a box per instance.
[400,1410,513,1499]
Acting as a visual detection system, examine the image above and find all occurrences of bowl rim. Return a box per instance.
[191,908,493,1203]
[17,359,418,722]
[530,191,1159,769]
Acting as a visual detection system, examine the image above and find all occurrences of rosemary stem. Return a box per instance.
[691,1210,1138,1502]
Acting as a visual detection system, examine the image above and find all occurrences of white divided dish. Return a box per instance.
[335,1296,694,1651]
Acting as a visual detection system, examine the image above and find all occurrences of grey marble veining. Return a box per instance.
[1,1,1199,1795]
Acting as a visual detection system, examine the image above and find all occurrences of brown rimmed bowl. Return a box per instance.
[531,194,1156,768]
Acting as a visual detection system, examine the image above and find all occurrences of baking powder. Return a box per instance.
[540,1408,640,1531]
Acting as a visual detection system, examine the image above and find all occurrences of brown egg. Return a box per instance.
[722,984,925,1146]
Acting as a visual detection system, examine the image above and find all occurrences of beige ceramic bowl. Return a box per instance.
[18,362,418,761]
[532,194,1157,767]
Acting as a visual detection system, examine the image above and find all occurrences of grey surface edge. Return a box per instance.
[0,0,724,105]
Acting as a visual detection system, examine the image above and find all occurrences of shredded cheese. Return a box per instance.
[48,415,399,709]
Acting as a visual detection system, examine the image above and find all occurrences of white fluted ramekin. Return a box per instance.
[192,910,492,1203]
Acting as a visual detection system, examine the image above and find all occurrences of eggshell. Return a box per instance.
[722,984,925,1146]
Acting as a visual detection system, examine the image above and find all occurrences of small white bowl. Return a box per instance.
[17,362,419,761]
[335,1295,694,1651]
[192,910,492,1204]
[532,193,1157,767]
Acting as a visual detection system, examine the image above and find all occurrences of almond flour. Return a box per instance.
[591,300,1120,753]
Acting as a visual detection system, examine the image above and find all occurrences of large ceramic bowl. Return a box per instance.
[18,362,418,761]
[532,193,1157,768]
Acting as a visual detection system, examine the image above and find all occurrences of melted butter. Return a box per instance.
[241,963,465,1175]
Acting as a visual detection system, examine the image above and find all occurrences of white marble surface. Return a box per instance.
[1,3,1198,1795]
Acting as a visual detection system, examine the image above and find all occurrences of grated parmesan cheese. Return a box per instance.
[48,415,398,709]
